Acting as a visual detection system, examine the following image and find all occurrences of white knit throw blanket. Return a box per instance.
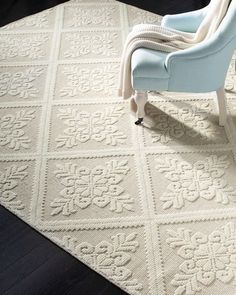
[118,0,230,100]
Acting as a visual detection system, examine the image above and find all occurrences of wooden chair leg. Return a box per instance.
[133,91,148,125]
[216,87,227,126]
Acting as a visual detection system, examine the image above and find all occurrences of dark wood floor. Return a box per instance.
[119,0,210,15]
[0,206,127,295]
[0,0,210,27]
[0,0,69,27]
[0,1,209,294]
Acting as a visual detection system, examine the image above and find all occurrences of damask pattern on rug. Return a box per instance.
[55,106,126,147]
[143,101,228,146]
[48,103,133,151]
[127,6,162,27]
[0,34,51,61]
[0,1,236,295]
[55,63,120,98]
[61,31,122,59]
[146,150,236,216]
[2,9,55,30]
[50,226,150,295]
[63,5,121,28]
[0,107,41,153]
[0,67,46,100]
[39,153,143,224]
[166,222,236,295]
[50,159,133,215]
[53,232,143,294]
[155,155,236,209]
[0,160,36,218]
[0,164,27,215]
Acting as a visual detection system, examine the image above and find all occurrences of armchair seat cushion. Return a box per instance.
[131,48,170,91]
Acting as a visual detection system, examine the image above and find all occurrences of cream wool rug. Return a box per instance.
[1,1,236,295]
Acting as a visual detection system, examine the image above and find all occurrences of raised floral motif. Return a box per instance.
[145,102,220,143]
[0,68,44,99]
[59,64,119,96]
[0,109,35,150]
[50,159,133,216]
[66,7,117,27]
[53,233,143,295]
[55,107,126,148]
[0,34,49,60]
[128,7,162,26]
[0,164,28,216]
[63,32,119,58]
[2,9,53,30]
[167,222,236,295]
[155,155,236,209]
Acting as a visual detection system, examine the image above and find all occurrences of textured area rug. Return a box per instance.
[1,1,236,294]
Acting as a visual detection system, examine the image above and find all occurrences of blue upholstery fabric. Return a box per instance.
[131,49,169,91]
[131,0,236,94]
[162,6,208,33]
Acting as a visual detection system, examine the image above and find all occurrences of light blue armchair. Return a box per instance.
[131,0,236,126]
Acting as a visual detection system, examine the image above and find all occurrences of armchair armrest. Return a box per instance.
[161,5,209,33]
[165,33,236,92]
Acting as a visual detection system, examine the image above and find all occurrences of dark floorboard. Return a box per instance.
[0,206,127,295]
[0,0,69,27]
[119,0,210,15]
[0,0,211,27]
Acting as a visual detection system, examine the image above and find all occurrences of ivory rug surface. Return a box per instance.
[1,1,236,294]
